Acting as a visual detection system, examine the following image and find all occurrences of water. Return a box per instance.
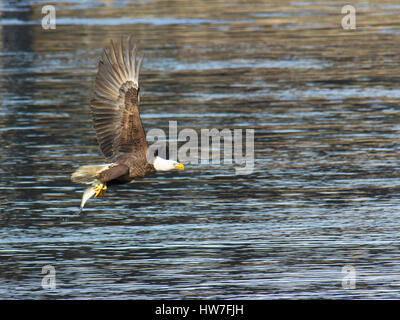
[1,0,400,299]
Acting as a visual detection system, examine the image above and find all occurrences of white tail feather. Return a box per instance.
[71,164,111,185]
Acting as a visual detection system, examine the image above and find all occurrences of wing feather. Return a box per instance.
[90,36,147,161]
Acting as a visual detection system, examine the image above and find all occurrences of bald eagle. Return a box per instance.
[71,36,184,213]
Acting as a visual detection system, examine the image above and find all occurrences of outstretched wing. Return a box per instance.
[91,36,147,161]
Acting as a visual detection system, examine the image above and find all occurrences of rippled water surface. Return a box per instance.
[2,0,400,299]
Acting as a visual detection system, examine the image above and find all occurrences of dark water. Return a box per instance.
[1,0,400,299]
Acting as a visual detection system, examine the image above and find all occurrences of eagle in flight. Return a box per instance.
[71,36,184,213]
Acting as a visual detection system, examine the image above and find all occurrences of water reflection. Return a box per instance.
[1,0,400,299]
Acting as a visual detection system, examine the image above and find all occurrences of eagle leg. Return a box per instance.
[94,183,107,198]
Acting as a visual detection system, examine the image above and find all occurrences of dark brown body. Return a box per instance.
[97,154,156,185]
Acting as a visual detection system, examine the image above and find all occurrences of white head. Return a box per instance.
[153,156,184,171]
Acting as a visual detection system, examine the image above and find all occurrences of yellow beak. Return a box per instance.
[174,163,184,170]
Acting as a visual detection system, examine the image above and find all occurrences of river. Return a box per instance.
[1,0,400,299]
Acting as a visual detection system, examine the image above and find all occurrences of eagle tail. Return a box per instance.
[71,164,110,185]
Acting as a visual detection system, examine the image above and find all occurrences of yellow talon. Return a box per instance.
[94,183,107,198]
